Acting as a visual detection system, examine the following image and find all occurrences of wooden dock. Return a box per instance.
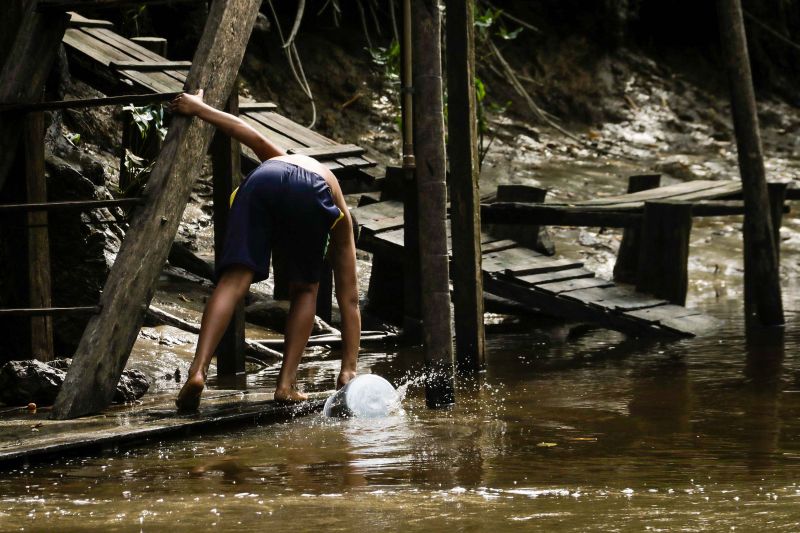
[63,12,374,175]
[352,199,722,337]
[0,390,328,466]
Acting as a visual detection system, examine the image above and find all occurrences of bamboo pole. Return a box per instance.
[716,0,784,327]
[411,0,455,408]
[445,0,485,372]
[401,0,422,339]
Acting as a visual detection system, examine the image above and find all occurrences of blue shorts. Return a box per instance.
[216,160,343,284]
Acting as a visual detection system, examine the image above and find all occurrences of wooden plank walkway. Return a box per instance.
[482,180,753,227]
[63,12,374,175]
[352,200,721,337]
[0,390,328,466]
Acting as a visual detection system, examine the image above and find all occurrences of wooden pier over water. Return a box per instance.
[352,173,792,338]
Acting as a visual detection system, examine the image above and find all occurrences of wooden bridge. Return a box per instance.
[61,12,375,176]
[352,172,793,338]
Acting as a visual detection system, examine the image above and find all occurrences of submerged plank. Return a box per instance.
[535,276,613,294]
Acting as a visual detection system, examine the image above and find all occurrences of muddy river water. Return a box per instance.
[3,159,800,531]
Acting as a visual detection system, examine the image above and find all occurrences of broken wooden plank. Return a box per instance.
[52,0,263,420]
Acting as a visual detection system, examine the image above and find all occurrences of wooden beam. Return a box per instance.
[238,102,278,112]
[0,92,179,113]
[0,7,69,192]
[412,0,455,408]
[24,113,54,362]
[717,0,783,326]
[287,144,365,159]
[613,174,661,284]
[445,0,484,373]
[0,198,143,213]
[0,306,100,317]
[52,0,263,420]
[111,60,192,72]
[211,90,246,377]
[481,203,641,227]
[39,0,206,10]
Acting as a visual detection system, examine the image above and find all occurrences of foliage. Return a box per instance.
[369,40,401,84]
[122,104,167,142]
[121,149,154,194]
[118,103,166,195]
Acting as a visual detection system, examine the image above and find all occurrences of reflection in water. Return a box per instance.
[2,299,800,529]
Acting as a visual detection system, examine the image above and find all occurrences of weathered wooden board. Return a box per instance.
[506,258,584,276]
[481,239,517,253]
[0,391,327,466]
[535,276,613,294]
[578,180,739,206]
[624,304,702,323]
[288,144,365,158]
[515,267,595,286]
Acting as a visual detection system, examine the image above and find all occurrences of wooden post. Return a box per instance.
[717,0,784,327]
[401,0,422,340]
[766,182,787,263]
[316,260,333,323]
[52,0,262,419]
[412,0,455,408]
[24,112,54,362]
[613,174,661,284]
[0,5,69,192]
[211,89,245,377]
[636,201,692,306]
[488,184,554,254]
[445,0,484,373]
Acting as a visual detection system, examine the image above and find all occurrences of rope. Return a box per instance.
[744,10,800,55]
[267,0,317,128]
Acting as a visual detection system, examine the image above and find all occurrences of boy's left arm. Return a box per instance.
[170,90,286,161]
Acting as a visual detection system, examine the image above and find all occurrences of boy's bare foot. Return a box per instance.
[273,386,308,404]
[175,373,205,412]
[337,370,357,390]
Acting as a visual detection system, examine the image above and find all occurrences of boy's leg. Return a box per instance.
[274,281,320,402]
[176,265,254,410]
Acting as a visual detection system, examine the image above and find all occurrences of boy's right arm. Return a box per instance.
[170,90,286,161]
[329,209,361,388]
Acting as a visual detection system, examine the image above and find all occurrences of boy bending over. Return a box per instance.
[170,90,360,410]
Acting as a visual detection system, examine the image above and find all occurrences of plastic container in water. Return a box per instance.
[322,374,400,418]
